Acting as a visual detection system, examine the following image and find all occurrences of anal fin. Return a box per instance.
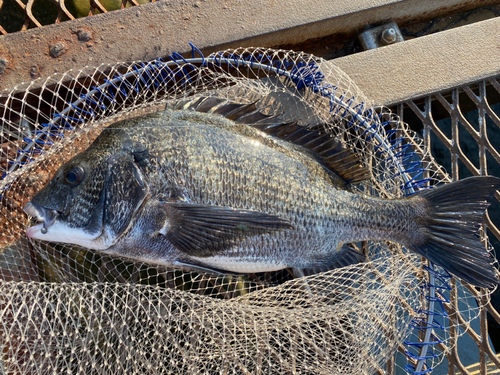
[292,243,366,278]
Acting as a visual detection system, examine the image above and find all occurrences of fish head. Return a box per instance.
[24,138,150,250]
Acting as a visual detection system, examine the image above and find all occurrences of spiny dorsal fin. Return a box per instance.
[174,96,371,184]
[173,96,275,125]
[256,122,371,184]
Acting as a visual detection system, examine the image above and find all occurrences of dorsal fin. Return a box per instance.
[256,122,371,184]
[173,96,276,125]
[173,96,371,184]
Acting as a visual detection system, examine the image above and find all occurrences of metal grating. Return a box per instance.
[397,78,500,374]
[0,0,153,34]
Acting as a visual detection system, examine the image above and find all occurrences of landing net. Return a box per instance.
[0,46,495,374]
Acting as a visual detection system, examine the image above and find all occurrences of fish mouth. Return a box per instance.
[23,202,59,238]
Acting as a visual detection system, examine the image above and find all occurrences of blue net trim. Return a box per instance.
[1,43,453,374]
[403,267,452,374]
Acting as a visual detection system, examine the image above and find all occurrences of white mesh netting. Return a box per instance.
[0,47,495,374]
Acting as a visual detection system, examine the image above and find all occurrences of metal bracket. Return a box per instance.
[359,21,404,50]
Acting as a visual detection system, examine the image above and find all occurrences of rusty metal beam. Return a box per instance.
[334,16,500,106]
[0,0,497,93]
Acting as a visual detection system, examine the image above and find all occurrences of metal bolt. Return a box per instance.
[30,65,40,79]
[76,29,92,42]
[49,42,68,58]
[380,28,397,45]
[0,57,8,74]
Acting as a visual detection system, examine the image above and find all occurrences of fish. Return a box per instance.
[23,97,500,288]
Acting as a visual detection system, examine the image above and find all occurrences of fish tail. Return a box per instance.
[409,176,500,288]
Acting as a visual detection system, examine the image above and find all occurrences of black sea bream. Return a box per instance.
[23,99,500,287]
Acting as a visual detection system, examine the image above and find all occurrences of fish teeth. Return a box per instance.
[24,202,45,223]
[23,203,59,233]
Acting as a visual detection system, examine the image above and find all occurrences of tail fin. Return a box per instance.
[410,176,500,288]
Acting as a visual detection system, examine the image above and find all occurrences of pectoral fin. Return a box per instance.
[159,203,292,257]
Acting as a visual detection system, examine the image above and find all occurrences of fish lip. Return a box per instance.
[23,202,59,235]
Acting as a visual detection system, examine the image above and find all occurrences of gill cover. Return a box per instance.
[103,150,149,241]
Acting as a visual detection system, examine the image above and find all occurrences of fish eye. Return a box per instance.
[64,166,85,186]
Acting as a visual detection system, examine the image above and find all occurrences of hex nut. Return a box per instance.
[380,28,397,45]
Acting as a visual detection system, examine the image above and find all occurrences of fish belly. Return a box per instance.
[189,255,287,273]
